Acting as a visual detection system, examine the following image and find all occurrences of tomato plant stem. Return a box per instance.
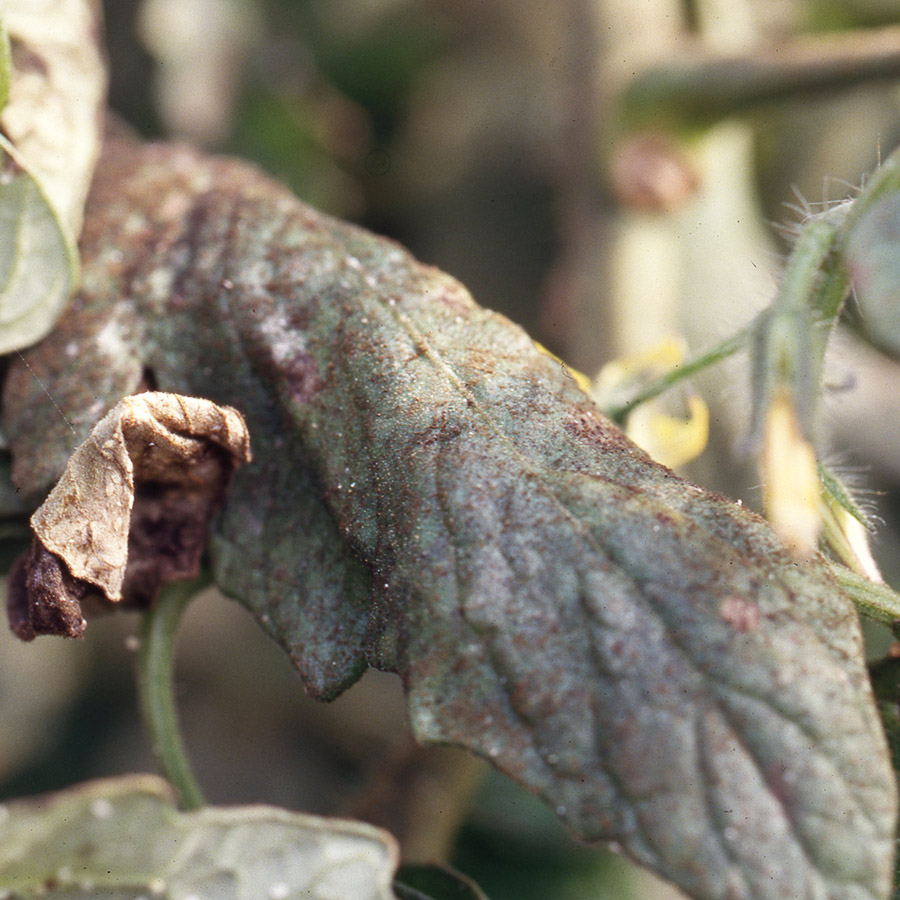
[137,574,211,810]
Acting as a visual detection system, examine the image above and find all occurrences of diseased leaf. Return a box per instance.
[7,392,250,640]
[0,774,400,900]
[3,134,896,900]
[0,0,106,354]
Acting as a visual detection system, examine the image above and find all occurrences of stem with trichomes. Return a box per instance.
[602,325,751,424]
[136,574,211,810]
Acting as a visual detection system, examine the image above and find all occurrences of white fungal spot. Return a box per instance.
[90,798,113,819]
[94,319,132,361]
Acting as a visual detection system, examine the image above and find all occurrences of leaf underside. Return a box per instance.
[3,135,896,900]
[0,775,399,900]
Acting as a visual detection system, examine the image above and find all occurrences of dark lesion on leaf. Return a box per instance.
[563,408,653,457]
[282,351,324,405]
[123,451,235,607]
[139,366,159,392]
[8,543,88,640]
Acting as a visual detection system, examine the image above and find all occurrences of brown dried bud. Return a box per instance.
[609,132,700,213]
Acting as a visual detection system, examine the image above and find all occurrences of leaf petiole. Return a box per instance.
[602,324,751,423]
[136,574,211,811]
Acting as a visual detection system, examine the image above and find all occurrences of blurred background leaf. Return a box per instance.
[0,774,400,900]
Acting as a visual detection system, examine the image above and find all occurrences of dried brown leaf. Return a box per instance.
[8,392,249,639]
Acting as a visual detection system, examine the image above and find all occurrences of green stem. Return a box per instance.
[620,27,900,130]
[137,574,211,810]
[827,562,900,626]
[777,218,841,315]
[748,212,848,438]
[603,324,750,423]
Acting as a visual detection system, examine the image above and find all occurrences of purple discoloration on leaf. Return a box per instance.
[3,135,895,900]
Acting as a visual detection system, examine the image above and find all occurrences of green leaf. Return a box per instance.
[0,0,107,354]
[4,135,897,900]
[0,775,400,899]
[394,864,489,900]
[846,191,900,356]
[0,135,77,355]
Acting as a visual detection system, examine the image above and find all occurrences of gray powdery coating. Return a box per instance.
[2,136,895,900]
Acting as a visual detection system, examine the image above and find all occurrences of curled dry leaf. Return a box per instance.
[2,134,896,900]
[7,392,250,640]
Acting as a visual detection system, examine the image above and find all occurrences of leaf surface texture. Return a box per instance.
[3,135,895,900]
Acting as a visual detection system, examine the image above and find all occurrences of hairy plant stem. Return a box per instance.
[828,563,900,626]
[137,574,211,810]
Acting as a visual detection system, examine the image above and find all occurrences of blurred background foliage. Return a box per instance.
[6,1,900,897]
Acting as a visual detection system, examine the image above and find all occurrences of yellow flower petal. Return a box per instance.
[627,394,710,469]
[820,495,883,583]
[760,390,820,557]
[593,337,686,399]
